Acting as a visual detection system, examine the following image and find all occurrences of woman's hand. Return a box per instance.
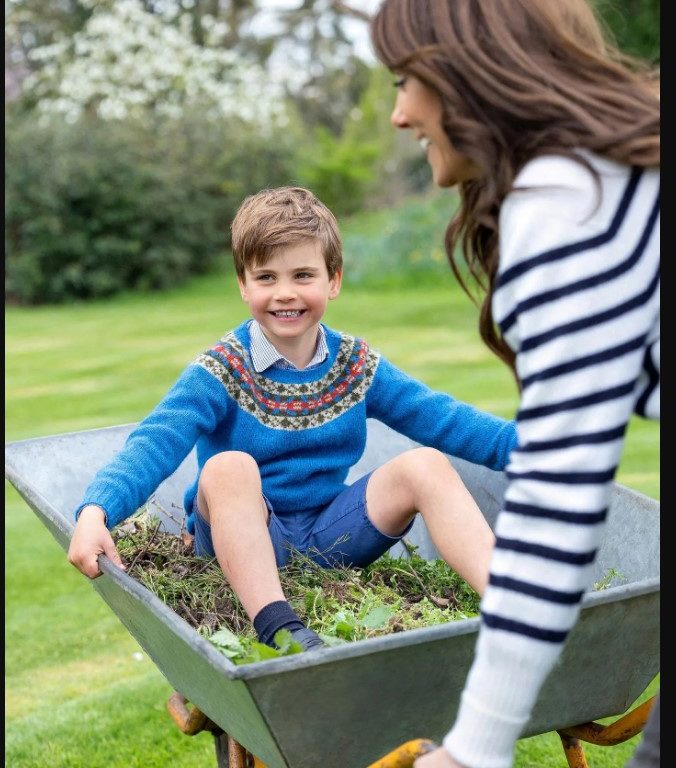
[68,505,126,578]
[415,747,466,768]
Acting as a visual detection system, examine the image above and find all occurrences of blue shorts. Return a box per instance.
[192,471,413,569]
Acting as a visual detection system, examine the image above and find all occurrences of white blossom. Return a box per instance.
[23,0,286,129]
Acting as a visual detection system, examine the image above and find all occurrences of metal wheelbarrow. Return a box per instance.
[5,419,659,768]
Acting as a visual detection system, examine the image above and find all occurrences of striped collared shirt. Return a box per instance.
[248,319,329,372]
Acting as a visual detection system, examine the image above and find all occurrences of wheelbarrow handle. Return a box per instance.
[166,691,212,735]
[366,738,438,768]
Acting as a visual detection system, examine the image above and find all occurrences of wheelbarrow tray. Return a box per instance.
[5,420,659,768]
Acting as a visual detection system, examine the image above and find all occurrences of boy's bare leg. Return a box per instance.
[365,447,495,595]
[197,450,285,619]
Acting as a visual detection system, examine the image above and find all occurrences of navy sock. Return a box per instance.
[253,600,305,647]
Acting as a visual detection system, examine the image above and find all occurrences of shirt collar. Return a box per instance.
[248,320,328,373]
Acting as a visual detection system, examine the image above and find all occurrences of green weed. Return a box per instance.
[113,510,481,663]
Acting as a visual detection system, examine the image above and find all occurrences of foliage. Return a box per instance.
[210,627,305,663]
[297,125,381,216]
[15,0,285,125]
[341,190,459,283]
[595,0,660,62]
[113,509,481,665]
[297,64,422,216]
[6,0,381,135]
[5,110,298,304]
[594,567,626,591]
[287,56,372,137]
[5,0,659,305]
[4,61,440,305]
[113,508,627,664]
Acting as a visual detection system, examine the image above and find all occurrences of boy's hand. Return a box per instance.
[68,505,126,578]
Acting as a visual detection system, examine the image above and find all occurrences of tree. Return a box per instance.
[6,0,383,133]
[14,0,285,125]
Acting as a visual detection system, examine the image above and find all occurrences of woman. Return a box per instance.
[370,2,660,767]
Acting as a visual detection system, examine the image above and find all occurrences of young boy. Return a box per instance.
[68,186,517,651]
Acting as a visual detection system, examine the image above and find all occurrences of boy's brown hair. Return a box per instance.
[231,187,343,279]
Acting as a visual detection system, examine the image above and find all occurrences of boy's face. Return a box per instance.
[238,239,342,350]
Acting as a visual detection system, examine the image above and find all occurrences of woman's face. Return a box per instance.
[390,74,479,188]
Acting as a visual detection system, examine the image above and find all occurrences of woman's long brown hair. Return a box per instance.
[371,0,660,374]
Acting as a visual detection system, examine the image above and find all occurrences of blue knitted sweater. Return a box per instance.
[77,321,517,533]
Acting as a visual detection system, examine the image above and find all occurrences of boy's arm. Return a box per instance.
[366,357,518,470]
[69,363,229,577]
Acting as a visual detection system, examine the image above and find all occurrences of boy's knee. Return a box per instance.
[395,448,461,500]
[200,450,260,490]
[402,447,452,478]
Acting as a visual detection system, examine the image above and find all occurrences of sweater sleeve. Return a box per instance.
[443,157,660,767]
[75,363,230,529]
[366,356,517,471]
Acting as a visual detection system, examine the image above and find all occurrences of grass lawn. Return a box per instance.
[6,267,659,767]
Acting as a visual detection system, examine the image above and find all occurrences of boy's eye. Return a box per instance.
[256,274,273,281]
[393,76,407,89]
[296,272,313,279]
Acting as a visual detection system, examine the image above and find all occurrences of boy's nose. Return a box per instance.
[274,282,297,300]
[390,104,410,129]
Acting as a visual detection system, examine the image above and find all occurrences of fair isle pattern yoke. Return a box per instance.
[194,331,380,429]
[75,319,517,533]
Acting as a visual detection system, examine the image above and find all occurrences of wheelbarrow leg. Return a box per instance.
[558,732,591,768]
[213,732,267,768]
[557,695,655,768]
[167,691,267,767]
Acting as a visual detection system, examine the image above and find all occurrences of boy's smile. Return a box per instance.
[238,239,342,368]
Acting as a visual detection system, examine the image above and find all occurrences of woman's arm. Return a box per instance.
[443,158,659,767]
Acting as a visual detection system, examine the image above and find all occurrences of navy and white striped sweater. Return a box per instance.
[445,152,659,768]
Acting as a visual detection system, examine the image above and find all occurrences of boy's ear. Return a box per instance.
[329,270,342,300]
[237,277,249,302]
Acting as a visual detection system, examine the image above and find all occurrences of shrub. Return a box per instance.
[341,192,461,285]
[5,111,298,304]
[297,126,381,216]
[296,66,400,217]
[597,0,660,63]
